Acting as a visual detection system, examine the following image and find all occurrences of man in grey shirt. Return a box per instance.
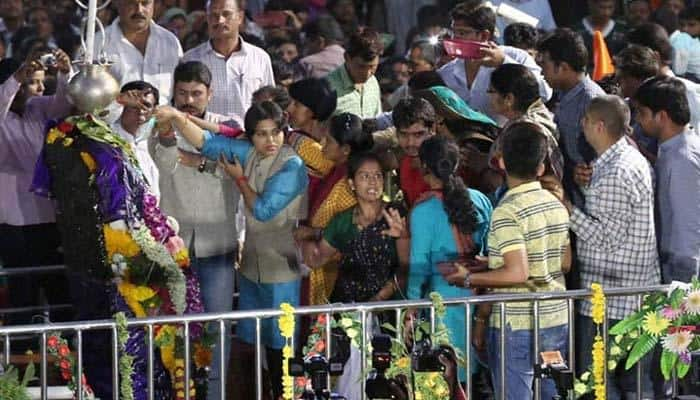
[635,76,700,283]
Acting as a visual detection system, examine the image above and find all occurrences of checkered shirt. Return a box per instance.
[571,138,661,320]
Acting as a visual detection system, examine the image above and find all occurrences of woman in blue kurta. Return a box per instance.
[155,101,308,399]
[406,136,492,382]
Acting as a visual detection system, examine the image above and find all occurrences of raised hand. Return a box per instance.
[381,208,408,238]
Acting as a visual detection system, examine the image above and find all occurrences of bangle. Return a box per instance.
[236,176,248,187]
[463,271,472,288]
[197,157,207,173]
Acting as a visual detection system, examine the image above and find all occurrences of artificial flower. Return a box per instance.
[46,128,64,144]
[396,357,410,369]
[642,312,670,337]
[194,343,212,369]
[57,121,74,133]
[662,330,694,355]
[684,290,700,315]
[661,305,685,320]
[80,152,97,173]
[104,225,140,259]
[47,336,58,348]
[62,137,74,147]
[591,283,606,325]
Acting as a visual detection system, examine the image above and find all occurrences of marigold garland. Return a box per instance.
[590,283,606,400]
[278,303,295,400]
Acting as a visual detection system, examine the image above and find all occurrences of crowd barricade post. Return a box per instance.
[0,285,670,400]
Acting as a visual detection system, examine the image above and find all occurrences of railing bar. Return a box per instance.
[360,309,368,400]
[40,332,47,400]
[533,300,541,400]
[325,311,332,390]
[429,305,436,335]
[395,308,402,342]
[184,322,191,400]
[568,298,575,378]
[255,317,263,400]
[147,324,154,400]
[76,329,83,400]
[0,286,671,335]
[3,335,8,365]
[111,326,119,400]
[0,265,66,276]
[219,319,226,400]
[636,294,643,400]
[464,302,472,400]
[500,302,506,400]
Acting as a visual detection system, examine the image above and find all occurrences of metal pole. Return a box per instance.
[533,301,541,400]
[500,303,506,400]
[184,322,191,400]
[76,329,83,400]
[360,309,368,400]
[40,332,47,400]
[325,312,332,390]
[85,0,98,62]
[147,324,154,400]
[636,294,643,400]
[568,298,575,375]
[255,318,263,400]
[111,326,119,400]
[219,319,226,400]
[4,335,10,365]
[464,302,472,400]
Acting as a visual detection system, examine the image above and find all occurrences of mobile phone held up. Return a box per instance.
[442,39,485,60]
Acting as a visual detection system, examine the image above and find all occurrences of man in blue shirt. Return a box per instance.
[537,28,605,209]
[635,76,700,283]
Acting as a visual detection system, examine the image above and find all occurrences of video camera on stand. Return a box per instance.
[366,334,408,400]
[289,354,346,400]
[534,351,574,400]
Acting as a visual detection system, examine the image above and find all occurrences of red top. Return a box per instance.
[399,155,430,207]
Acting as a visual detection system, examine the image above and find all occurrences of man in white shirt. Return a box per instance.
[183,0,274,125]
[112,81,160,198]
[98,0,182,105]
[438,2,552,124]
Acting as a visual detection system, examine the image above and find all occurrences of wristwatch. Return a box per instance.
[197,157,207,173]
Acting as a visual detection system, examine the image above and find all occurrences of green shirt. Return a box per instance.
[323,208,358,250]
[326,65,382,119]
[488,181,570,330]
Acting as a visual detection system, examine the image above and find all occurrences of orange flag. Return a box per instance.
[592,30,615,81]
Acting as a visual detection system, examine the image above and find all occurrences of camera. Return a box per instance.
[288,354,345,400]
[534,351,574,400]
[366,334,407,400]
[411,335,451,373]
[39,53,57,68]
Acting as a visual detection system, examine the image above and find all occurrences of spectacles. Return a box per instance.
[355,172,384,182]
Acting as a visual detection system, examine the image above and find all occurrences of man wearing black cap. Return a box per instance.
[300,15,346,79]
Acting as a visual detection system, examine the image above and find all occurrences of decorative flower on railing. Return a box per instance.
[46,332,96,399]
[576,278,700,398]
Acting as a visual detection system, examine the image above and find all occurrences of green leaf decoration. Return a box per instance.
[660,350,677,380]
[625,334,658,370]
[669,289,686,309]
[609,313,644,335]
[381,322,397,333]
[677,359,691,379]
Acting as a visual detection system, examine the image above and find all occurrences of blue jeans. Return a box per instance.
[193,251,237,400]
[576,314,654,400]
[487,324,569,400]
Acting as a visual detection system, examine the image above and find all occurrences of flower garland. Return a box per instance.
[278,303,296,400]
[590,283,606,400]
[46,332,95,399]
[115,312,135,400]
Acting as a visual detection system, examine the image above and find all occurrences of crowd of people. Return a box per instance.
[2,0,700,399]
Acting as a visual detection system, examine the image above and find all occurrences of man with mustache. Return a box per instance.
[149,61,241,400]
[98,0,182,105]
[183,0,274,125]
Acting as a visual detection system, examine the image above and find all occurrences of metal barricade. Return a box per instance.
[0,285,669,400]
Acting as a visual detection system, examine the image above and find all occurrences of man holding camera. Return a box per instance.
[0,49,73,324]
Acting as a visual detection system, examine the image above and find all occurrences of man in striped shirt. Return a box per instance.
[446,121,571,400]
[565,95,659,399]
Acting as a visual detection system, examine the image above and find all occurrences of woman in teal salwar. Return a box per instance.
[406,136,492,383]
